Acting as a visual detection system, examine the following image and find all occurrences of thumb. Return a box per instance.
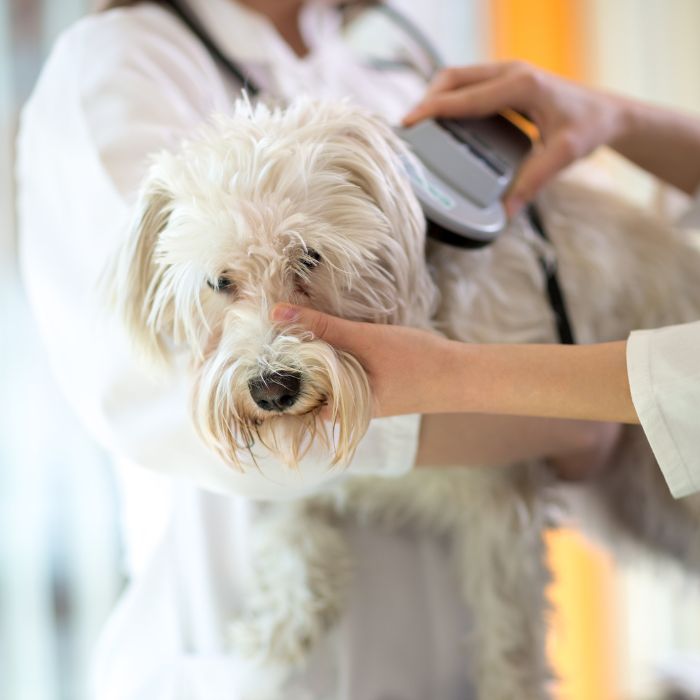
[505,132,581,217]
[271,304,355,350]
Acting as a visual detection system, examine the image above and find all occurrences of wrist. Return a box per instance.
[605,91,639,149]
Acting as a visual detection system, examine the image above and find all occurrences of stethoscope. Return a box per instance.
[159,0,576,345]
[161,0,445,98]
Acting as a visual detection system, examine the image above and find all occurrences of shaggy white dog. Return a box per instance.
[112,97,700,700]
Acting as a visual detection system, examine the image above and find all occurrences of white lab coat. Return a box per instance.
[17,1,475,698]
[628,319,700,499]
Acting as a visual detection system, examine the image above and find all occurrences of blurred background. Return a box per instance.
[1,1,700,699]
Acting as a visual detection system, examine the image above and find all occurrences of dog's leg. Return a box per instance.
[230,502,351,666]
[453,465,554,700]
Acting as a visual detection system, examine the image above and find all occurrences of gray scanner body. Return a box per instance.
[396,115,533,245]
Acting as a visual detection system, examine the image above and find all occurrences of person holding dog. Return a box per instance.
[22,5,630,699]
[275,60,700,499]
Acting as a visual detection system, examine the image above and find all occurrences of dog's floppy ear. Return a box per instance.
[110,178,174,364]
[325,105,439,326]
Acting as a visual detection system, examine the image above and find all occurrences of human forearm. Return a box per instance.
[412,341,634,471]
[611,95,700,194]
[435,339,638,423]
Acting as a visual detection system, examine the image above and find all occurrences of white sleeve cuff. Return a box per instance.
[627,325,700,498]
[348,414,422,478]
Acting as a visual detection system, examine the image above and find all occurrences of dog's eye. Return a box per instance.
[207,275,237,294]
[301,248,322,268]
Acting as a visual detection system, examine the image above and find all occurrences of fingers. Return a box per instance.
[271,303,359,353]
[403,61,537,125]
[271,304,372,420]
[401,59,600,215]
[404,70,533,126]
[424,63,507,97]
[505,130,586,216]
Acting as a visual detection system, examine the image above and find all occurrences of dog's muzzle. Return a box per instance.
[248,371,302,412]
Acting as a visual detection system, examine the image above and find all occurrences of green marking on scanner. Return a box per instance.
[426,182,454,210]
[403,157,455,210]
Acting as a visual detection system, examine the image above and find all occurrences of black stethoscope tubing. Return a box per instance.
[161,0,445,97]
[162,0,261,94]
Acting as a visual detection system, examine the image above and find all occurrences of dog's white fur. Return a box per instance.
[112,97,700,699]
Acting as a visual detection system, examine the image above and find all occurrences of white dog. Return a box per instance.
[112,97,700,700]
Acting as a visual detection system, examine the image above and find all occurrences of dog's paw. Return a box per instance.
[230,609,323,665]
[229,508,351,665]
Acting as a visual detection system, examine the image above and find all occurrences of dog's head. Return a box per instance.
[112,98,438,470]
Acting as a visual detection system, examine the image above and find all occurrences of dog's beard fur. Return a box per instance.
[111,98,438,470]
[192,305,372,469]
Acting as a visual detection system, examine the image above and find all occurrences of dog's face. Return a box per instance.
[113,99,437,470]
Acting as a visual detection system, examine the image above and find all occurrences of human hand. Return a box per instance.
[270,304,625,480]
[403,61,628,217]
[270,304,455,418]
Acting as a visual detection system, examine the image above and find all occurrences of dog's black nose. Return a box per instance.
[248,371,302,412]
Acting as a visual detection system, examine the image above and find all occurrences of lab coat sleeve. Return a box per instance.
[17,8,421,501]
[627,320,700,498]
